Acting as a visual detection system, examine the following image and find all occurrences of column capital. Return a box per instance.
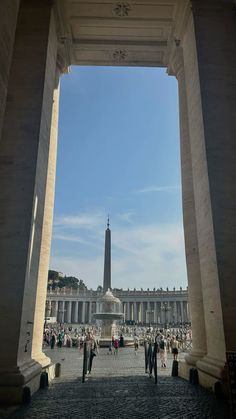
[167,45,184,79]
[53,1,72,76]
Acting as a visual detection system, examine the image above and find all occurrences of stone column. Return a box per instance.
[75,301,79,323]
[61,301,65,323]
[88,302,92,323]
[0,0,20,140]
[127,302,130,321]
[173,301,177,325]
[67,301,72,323]
[154,302,157,324]
[0,1,59,403]
[55,301,58,321]
[160,304,164,326]
[82,302,86,324]
[169,43,207,366]
[133,302,137,322]
[180,301,184,324]
[186,301,190,323]
[137,302,140,323]
[180,5,236,384]
[141,302,145,324]
[31,79,60,367]
[147,301,151,324]
[48,300,52,317]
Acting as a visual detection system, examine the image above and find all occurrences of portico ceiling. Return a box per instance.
[57,0,190,68]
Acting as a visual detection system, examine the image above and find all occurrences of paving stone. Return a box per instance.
[4,348,230,419]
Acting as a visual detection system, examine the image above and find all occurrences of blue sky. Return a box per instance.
[50,66,187,290]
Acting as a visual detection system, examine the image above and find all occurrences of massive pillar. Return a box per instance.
[0,0,20,140]
[103,219,111,292]
[31,78,60,368]
[169,43,207,369]
[0,1,59,403]
[175,1,236,389]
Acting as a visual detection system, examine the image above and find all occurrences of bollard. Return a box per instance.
[82,341,88,383]
[40,371,49,388]
[189,367,199,385]
[189,367,193,383]
[55,362,61,377]
[172,360,178,377]
[144,342,148,373]
[22,386,31,404]
[154,342,158,384]
[214,381,223,399]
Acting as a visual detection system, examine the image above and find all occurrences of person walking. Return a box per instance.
[88,346,96,374]
[114,338,119,355]
[159,335,167,368]
[134,336,139,355]
[50,334,56,349]
[171,336,179,361]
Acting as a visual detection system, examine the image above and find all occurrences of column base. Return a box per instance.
[0,360,42,404]
[196,355,228,391]
[179,352,229,396]
[178,350,206,380]
[185,350,206,366]
[32,351,51,369]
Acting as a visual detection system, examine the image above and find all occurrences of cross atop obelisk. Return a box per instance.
[103,216,111,292]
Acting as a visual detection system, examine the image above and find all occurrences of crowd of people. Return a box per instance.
[43,322,192,364]
[43,323,100,350]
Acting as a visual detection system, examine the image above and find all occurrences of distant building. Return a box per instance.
[45,286,189,326]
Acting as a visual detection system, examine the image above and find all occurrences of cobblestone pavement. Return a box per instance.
[3,348,230,419]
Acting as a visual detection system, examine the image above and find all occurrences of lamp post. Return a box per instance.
[161,302,171,329]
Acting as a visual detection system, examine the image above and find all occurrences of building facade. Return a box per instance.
[46,287,189,326]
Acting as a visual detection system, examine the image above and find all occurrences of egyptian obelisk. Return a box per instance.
[103,217,111,292]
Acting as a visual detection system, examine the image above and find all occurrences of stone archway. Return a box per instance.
[0,0,236,405]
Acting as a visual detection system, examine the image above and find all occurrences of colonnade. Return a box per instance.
[46,300,99,324]
[123,300,188,324]
[45,289,190,326]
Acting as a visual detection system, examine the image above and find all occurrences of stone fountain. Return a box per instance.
[93,289,124,347]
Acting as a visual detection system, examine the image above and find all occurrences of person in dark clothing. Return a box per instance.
[119,334,124,347]
[50,334,56,349]
[88,347,96,374]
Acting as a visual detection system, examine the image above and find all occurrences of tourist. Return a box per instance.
[114,338,119,355]
[171,336,179,361]
[108,342,112,355]
[57,332,63,348]
[88,346,97,374]
[134,336,139,355]
[50,334,56,349]
[159,335,167,367]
